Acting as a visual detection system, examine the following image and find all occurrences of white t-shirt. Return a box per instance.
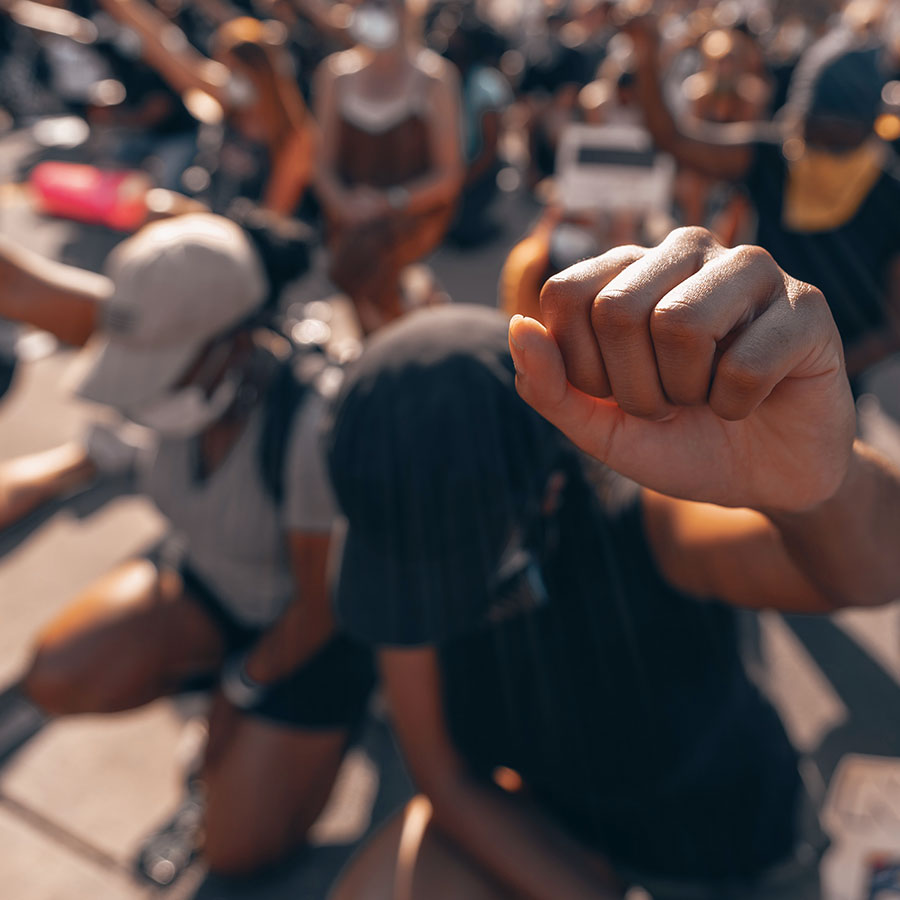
[138,389,336,626]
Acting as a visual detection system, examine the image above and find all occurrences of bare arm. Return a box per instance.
[0,237,109,345]
[0,443,97,531]
[243,531,335,684]
[509,227,900,613]
[96,0,230,106]
[400,62,465,216]
[380,648,622,900]
[643,490,842,613]
[263,121,318,216]
[627,18,755,182]
[312,57,355,218]
[763,441,900,609]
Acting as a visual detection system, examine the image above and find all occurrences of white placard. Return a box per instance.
[555,123,674,214]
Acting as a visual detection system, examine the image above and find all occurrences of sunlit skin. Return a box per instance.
[510,228,854,512]
[510,226,900,612]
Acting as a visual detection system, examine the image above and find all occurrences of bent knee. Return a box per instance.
[22,642,156,715]
[22,650,86,715]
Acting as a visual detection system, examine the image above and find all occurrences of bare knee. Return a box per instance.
[22,646,90,715]
[22,638,141,715]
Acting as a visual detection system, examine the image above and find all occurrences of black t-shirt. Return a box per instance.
[745,141,900,348]
[337,457,802,882]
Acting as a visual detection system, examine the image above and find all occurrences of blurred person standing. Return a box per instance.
[313,0,463,333]
[0,213,373,880]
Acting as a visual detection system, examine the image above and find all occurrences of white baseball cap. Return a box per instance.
[74,213,267,410]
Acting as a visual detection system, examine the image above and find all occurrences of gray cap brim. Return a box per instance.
[73,334,200,410]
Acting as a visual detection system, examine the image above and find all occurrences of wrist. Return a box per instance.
[386,185,411,212]
[220,652,267,710]
[761,439,862,525]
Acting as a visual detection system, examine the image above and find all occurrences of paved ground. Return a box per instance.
[0,135,899,900]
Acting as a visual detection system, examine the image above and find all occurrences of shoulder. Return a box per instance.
[415,48,459,90]
[319,48,367,82]
[470,65,512,106]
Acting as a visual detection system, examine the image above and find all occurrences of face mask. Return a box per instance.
[783,138,886,233]
[350,5,401,51]
[549,223,602,273]
[125,376,238,439]
[227,73,259,109]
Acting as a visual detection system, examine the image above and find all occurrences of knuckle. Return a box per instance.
[591,288,645,333]
[665,225,718,252]
[716,355,764,397]
[731,243,775,274]
[791,280,827,313]
[650,301,701,345]
[539,274,585,323]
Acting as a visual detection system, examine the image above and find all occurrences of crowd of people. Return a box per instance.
[1,0,900,896]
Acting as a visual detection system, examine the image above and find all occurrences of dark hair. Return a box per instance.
[227,199,315,314]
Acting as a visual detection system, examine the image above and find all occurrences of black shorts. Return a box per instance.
[172,559,375,731]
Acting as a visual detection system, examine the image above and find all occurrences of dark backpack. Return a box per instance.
[257,344,339,506]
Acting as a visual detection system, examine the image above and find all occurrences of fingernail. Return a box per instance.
[508,315,525,351]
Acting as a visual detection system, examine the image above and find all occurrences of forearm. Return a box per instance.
[0,443,97,531]
[632,34,751,180]
[263,131,316,215]
[765,440,900,608]
[0,240,108,345]
[97,0,226,100]
[243,532,335,684]
[399,165,464,217]
[427,775,619,900]
[242,595,334,684]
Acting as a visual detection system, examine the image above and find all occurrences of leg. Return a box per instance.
[199,701,351,876]
[328,796,514,900]
[22,559,225,714]
[0,442,95,531]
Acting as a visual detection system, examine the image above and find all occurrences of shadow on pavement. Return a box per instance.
[0,684,46,770]
[783,614,900,783]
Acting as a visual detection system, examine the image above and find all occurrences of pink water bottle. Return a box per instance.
[29,162,151,231]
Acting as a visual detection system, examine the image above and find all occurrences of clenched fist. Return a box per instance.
[509,227,856,511]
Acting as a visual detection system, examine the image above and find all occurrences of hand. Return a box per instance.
[342,186,389,227]
[509,227,856,512]
[615,5,659,59]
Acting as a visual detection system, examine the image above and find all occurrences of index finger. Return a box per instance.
[540,244,644,398]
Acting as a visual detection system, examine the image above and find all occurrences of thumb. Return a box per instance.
[509,315,620,461]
